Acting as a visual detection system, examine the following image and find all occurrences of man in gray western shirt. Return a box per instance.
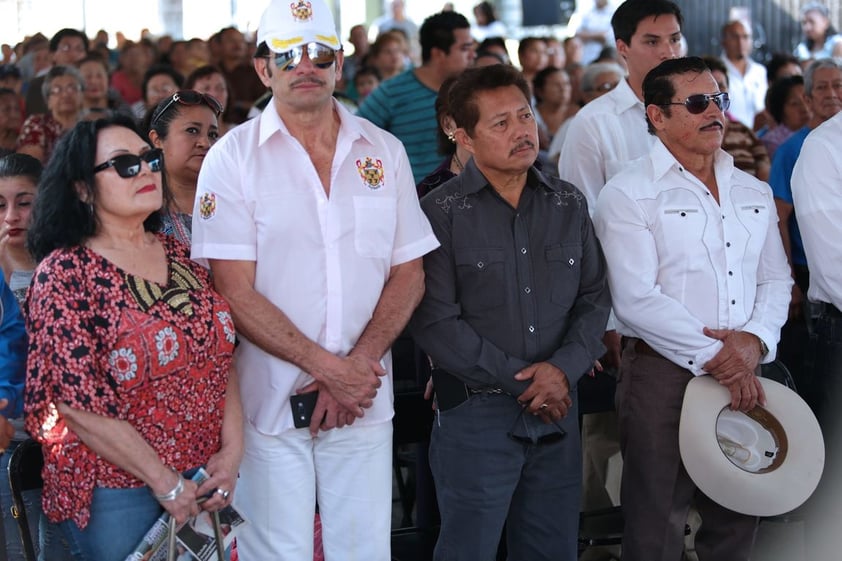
[410,64,611,561]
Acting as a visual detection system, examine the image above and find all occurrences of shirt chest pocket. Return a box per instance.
[454,248,506,310]
[545,243,582,308]
[353,197,397,259]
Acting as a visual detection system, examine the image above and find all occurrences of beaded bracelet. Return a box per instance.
[154,471,185,502]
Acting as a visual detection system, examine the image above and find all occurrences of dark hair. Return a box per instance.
[144,89,221,139]
[612,0,683,46]
[765,75,805,124]
[27,115,166,261]
[517,36,543,58]
[49,28,89,53]
[475,50,506,65]
[371,30,407,59]
[419,11,471,64]
[79,53,110,73]
[765,53,801,84]
[448,64,531,136]
[701,55,728,85]
[0,64,21,80]
[435,76,459,156]
[185,65,231,112]
[353,66,381,86]
[643,56,708,134]
[0,153,42,185]
[142,64,184,103]
[479,37,507,53]
[532,66,566,103]
[254,42,271,59]
[474,1,497,24]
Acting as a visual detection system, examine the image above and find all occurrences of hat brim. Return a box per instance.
[679,376,824,516]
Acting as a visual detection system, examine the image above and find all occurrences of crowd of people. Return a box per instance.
[0,0,840,560]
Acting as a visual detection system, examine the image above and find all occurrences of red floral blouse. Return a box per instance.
[16,113,64,162]
[24,234,236,528]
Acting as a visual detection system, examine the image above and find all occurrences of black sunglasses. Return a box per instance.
[660,92,730,115]
[151,90,223,126]
[93,149,163,178]
[269,43,340,71]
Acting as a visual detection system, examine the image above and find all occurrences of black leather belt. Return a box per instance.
[825,304,842,318]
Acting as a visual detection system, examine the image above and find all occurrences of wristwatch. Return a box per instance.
[757,336,769,358]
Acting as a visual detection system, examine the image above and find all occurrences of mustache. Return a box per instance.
[509,139,536,156]
[700,120,724,130]
[290,77,326,87]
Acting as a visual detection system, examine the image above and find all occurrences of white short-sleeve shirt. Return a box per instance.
[192,99,440,434]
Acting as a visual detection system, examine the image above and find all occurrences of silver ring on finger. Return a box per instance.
[215,487,230,500]
[540,403,549,410]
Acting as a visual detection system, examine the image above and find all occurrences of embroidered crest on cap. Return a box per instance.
[199,192,217,220]
[356,157,385,190]
[290,0,314,21]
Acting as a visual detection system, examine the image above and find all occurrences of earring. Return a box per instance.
[446,131,456,143]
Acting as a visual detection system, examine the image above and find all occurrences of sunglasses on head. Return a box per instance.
[269,43,339,71]
[151,90,223,126]
[94,149,163,178]
[661,92,730,114]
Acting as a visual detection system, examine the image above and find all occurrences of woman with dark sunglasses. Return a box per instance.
[23,115,242,561]
[145,90,222,246]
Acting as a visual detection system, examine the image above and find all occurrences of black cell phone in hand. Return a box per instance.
[290,391,319,428]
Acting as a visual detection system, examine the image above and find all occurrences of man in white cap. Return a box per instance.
[190,0,440,558]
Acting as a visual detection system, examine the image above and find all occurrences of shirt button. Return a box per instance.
[477,261,484,269]
[722,215,726,219]
[728,271,733,276]
[521,248,527,254]
[568,258,575,266]
[528,325,535,333]
[731,299,736,305]
[524,287,531,294]
[726,242,731,247]
[689,360,694,366]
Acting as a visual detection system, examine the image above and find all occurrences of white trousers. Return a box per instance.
[235,421,393,561]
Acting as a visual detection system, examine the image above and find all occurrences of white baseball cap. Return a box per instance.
[257,0,341,53]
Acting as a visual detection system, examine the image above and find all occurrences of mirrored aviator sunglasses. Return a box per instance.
[152,90,224,126]
[663,92,730,115]
[273,42,338,71]
[93,149,164,178]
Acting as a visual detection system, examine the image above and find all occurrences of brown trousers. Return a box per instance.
[616,339,758,561]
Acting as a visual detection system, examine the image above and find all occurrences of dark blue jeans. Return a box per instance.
[0,440,73,561]
[58,486,163,561]
[429,393,582,561]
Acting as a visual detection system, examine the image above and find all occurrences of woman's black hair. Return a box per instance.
[765,75,805,125]
[142,89,221,140]
[0,153,42,184]
[28,114,167,261]
[532,66,564,103]
[141,64,184,103]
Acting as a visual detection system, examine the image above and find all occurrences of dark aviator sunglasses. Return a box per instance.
[93,149,163,178]
[660,92,730,114]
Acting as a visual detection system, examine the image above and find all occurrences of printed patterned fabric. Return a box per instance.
[16,113,64,162]
[24,233,236,528]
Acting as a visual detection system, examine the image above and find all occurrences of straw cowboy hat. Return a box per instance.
[679,375,824,516]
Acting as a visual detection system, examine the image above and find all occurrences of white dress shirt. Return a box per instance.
[191,99,440,434]
[593,140,792,374]
[557,78,653,210]
[792,110,842,309]
[722,54,768,128]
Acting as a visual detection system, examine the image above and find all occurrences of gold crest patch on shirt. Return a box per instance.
[199,192,217,220]
[290,0,313,21]
[356,157,385,190]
